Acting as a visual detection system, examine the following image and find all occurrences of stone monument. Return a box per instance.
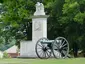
[20,2,48,57]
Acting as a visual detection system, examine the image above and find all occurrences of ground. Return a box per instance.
[0,58,85,64]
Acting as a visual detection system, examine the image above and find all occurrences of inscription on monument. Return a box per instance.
[34,21,41,31]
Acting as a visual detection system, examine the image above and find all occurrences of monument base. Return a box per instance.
[20,41,38,58]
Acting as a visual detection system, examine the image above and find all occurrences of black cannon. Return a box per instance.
[35,37,69,59]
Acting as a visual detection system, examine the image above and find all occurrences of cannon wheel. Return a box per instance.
[35,37,51,59]
[52,37,69,59]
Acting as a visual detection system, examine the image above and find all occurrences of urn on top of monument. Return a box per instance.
[34,2,45,15]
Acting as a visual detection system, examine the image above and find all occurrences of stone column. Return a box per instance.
[32,15,48,45]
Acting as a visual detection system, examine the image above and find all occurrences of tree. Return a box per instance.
[0,0,34,49]
[1,0,35,40]
[46,0,85,51]
[60,0,85,50]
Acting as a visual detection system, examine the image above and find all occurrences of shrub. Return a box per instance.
[3,52,11,58]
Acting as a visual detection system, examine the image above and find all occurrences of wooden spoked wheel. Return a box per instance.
[52,37,69,59]
[35,37,51,59]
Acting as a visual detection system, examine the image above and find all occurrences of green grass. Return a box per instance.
[0,58,85,64]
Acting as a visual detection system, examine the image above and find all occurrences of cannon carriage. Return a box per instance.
[35,37,69,59]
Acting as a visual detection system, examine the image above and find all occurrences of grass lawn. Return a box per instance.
[0,58,85,64]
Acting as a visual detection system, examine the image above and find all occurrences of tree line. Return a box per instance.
[0,0,85,52]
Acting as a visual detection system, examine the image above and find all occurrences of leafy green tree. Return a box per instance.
[46,0,85,51]
[61,0,85,50]
[1,0,35,40]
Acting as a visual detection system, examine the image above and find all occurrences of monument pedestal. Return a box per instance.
[20,41,37,57]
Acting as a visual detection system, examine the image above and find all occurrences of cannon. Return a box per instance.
[35,37,69,59]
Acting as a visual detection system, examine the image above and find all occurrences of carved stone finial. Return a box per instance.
[34,2,45,15]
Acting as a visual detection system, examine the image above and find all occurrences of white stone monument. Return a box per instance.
[20,2,49,57]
